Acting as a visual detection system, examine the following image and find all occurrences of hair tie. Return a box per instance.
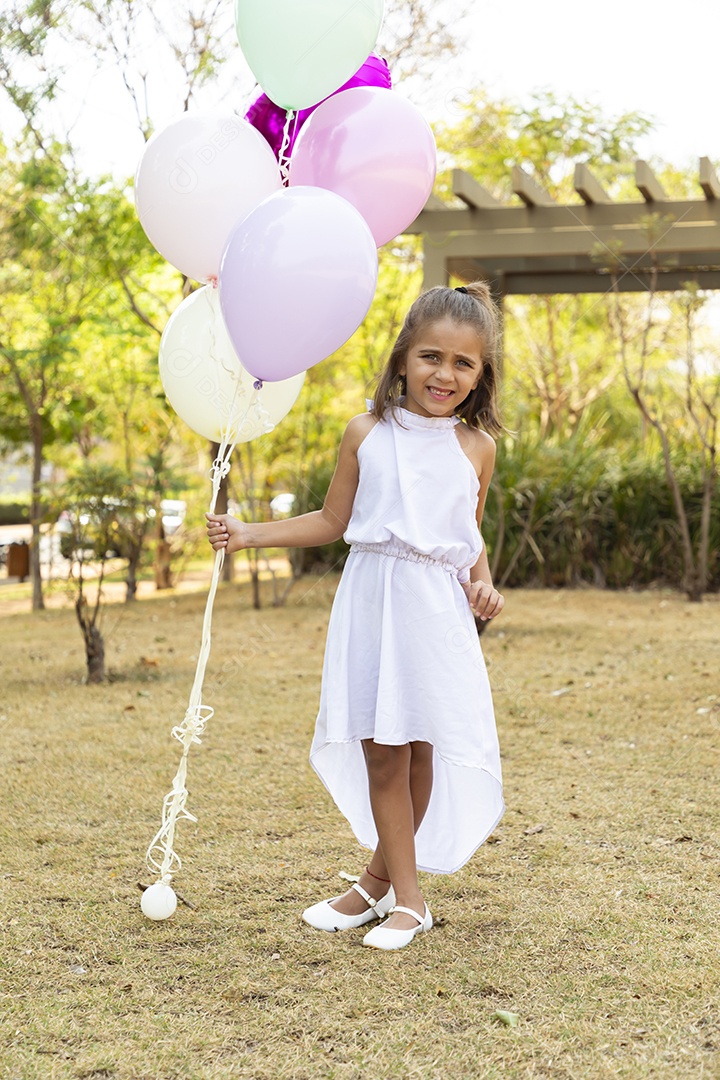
[455,286,468,294]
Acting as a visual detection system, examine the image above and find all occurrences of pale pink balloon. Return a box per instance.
[218,186,378,382]
[289,88,437,247]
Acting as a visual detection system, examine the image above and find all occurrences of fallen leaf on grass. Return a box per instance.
[523,824,545,836]
[70,965,86,975]
[491,1010,519,1028]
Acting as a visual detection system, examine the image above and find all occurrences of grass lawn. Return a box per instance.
[1,575,718,1079]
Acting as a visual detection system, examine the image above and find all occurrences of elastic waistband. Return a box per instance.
[349,542,460,576]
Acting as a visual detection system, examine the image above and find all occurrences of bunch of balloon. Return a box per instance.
[135,0,440,918]
[238,0,437,249]
[217,0,396,385]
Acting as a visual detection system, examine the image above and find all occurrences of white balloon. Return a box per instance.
[159,287,305,441]
[141,882,177,921]
[135,113,282,283]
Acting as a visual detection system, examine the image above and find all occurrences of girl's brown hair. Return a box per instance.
[372,281,503,435]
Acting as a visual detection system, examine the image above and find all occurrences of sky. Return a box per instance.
[1,0,717,182]
[450,0,718,172]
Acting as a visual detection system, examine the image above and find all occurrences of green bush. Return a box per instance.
[484,435,719,591]
[0,500,31,526]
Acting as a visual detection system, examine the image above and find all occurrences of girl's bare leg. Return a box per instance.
[330,742,433,929]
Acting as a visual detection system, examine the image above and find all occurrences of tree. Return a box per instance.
[57,463,135,682]
[606,219,719,601]
[0,136,172,608]
[436,89,677,443]
[436,87,654,202]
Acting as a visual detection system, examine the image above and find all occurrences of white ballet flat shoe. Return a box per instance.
[302,882,395,932]
[362,904,433,951]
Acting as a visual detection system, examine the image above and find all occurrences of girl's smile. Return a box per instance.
[399,317,483,418]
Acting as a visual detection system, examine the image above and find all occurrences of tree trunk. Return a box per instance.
[30,417,45,611]
[126,549,139,601]
[75,596,105,683]
[85,624,106,683]
[245,548,261,610]
[697,460,715,600]
[154,536,173,590]
[655,420,700,601]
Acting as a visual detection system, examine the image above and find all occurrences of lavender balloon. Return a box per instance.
[218,187,378,383]
[289,88,437,247]
[244,54,392,161]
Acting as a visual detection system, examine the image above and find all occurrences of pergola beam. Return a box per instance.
[574,163,612,205]
[512,165,557,207]
[635,159,668,202]
[407,198,720,236]
[426,223,720,260]
[447,261,720,295]
[452,168,503,208]
[411,157,720,296]
[699,156,720,200]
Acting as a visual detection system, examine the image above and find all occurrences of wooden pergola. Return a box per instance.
[406,158,720,302]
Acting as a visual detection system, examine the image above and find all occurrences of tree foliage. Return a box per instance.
[0,7,718,615]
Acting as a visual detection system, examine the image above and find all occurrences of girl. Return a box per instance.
[207,282,504,951]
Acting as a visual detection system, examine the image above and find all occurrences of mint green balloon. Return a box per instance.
[235,0,385,111]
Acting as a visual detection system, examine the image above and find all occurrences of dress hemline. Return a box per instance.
[309,740,504,875]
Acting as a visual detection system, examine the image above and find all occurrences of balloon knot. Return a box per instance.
[208,276,218,288]
[253,379,263,391]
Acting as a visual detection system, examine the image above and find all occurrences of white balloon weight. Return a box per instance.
[141,882,178,921]
[159,287,305,441]
[135,113,282,283]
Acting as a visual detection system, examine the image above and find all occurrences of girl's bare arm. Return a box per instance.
[466,431,504,619]
[206,415,373,553]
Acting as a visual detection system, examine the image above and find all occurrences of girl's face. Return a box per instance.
[399,318,483,419]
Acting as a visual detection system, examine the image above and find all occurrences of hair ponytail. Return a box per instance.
[372,282,503,435]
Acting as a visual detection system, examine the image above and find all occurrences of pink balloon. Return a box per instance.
[218,187,378,382]
[289,88,437,247]
[244,53,392,160]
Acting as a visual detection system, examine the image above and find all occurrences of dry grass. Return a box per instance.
[1,577,719,1080]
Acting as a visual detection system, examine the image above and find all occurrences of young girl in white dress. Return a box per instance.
[207,282,504,951]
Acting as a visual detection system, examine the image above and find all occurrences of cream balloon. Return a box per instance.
[140,882,177,921]
[135,113,282,283]
[159,287,304,442]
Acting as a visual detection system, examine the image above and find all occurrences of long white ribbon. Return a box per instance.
[145,379,274,886]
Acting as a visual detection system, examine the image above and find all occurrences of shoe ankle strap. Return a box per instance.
[352,882,379,909]
[388,905,425,925]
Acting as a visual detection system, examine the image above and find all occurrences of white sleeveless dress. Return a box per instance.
[309,407,504,874]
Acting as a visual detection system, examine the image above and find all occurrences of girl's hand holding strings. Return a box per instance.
[205,513,249,554]
[464,580,504,621]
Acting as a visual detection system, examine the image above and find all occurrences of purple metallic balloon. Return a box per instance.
[243,53,391,160]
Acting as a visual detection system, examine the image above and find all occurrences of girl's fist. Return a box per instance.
[464,580,504,621]
[205,513,249,554]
